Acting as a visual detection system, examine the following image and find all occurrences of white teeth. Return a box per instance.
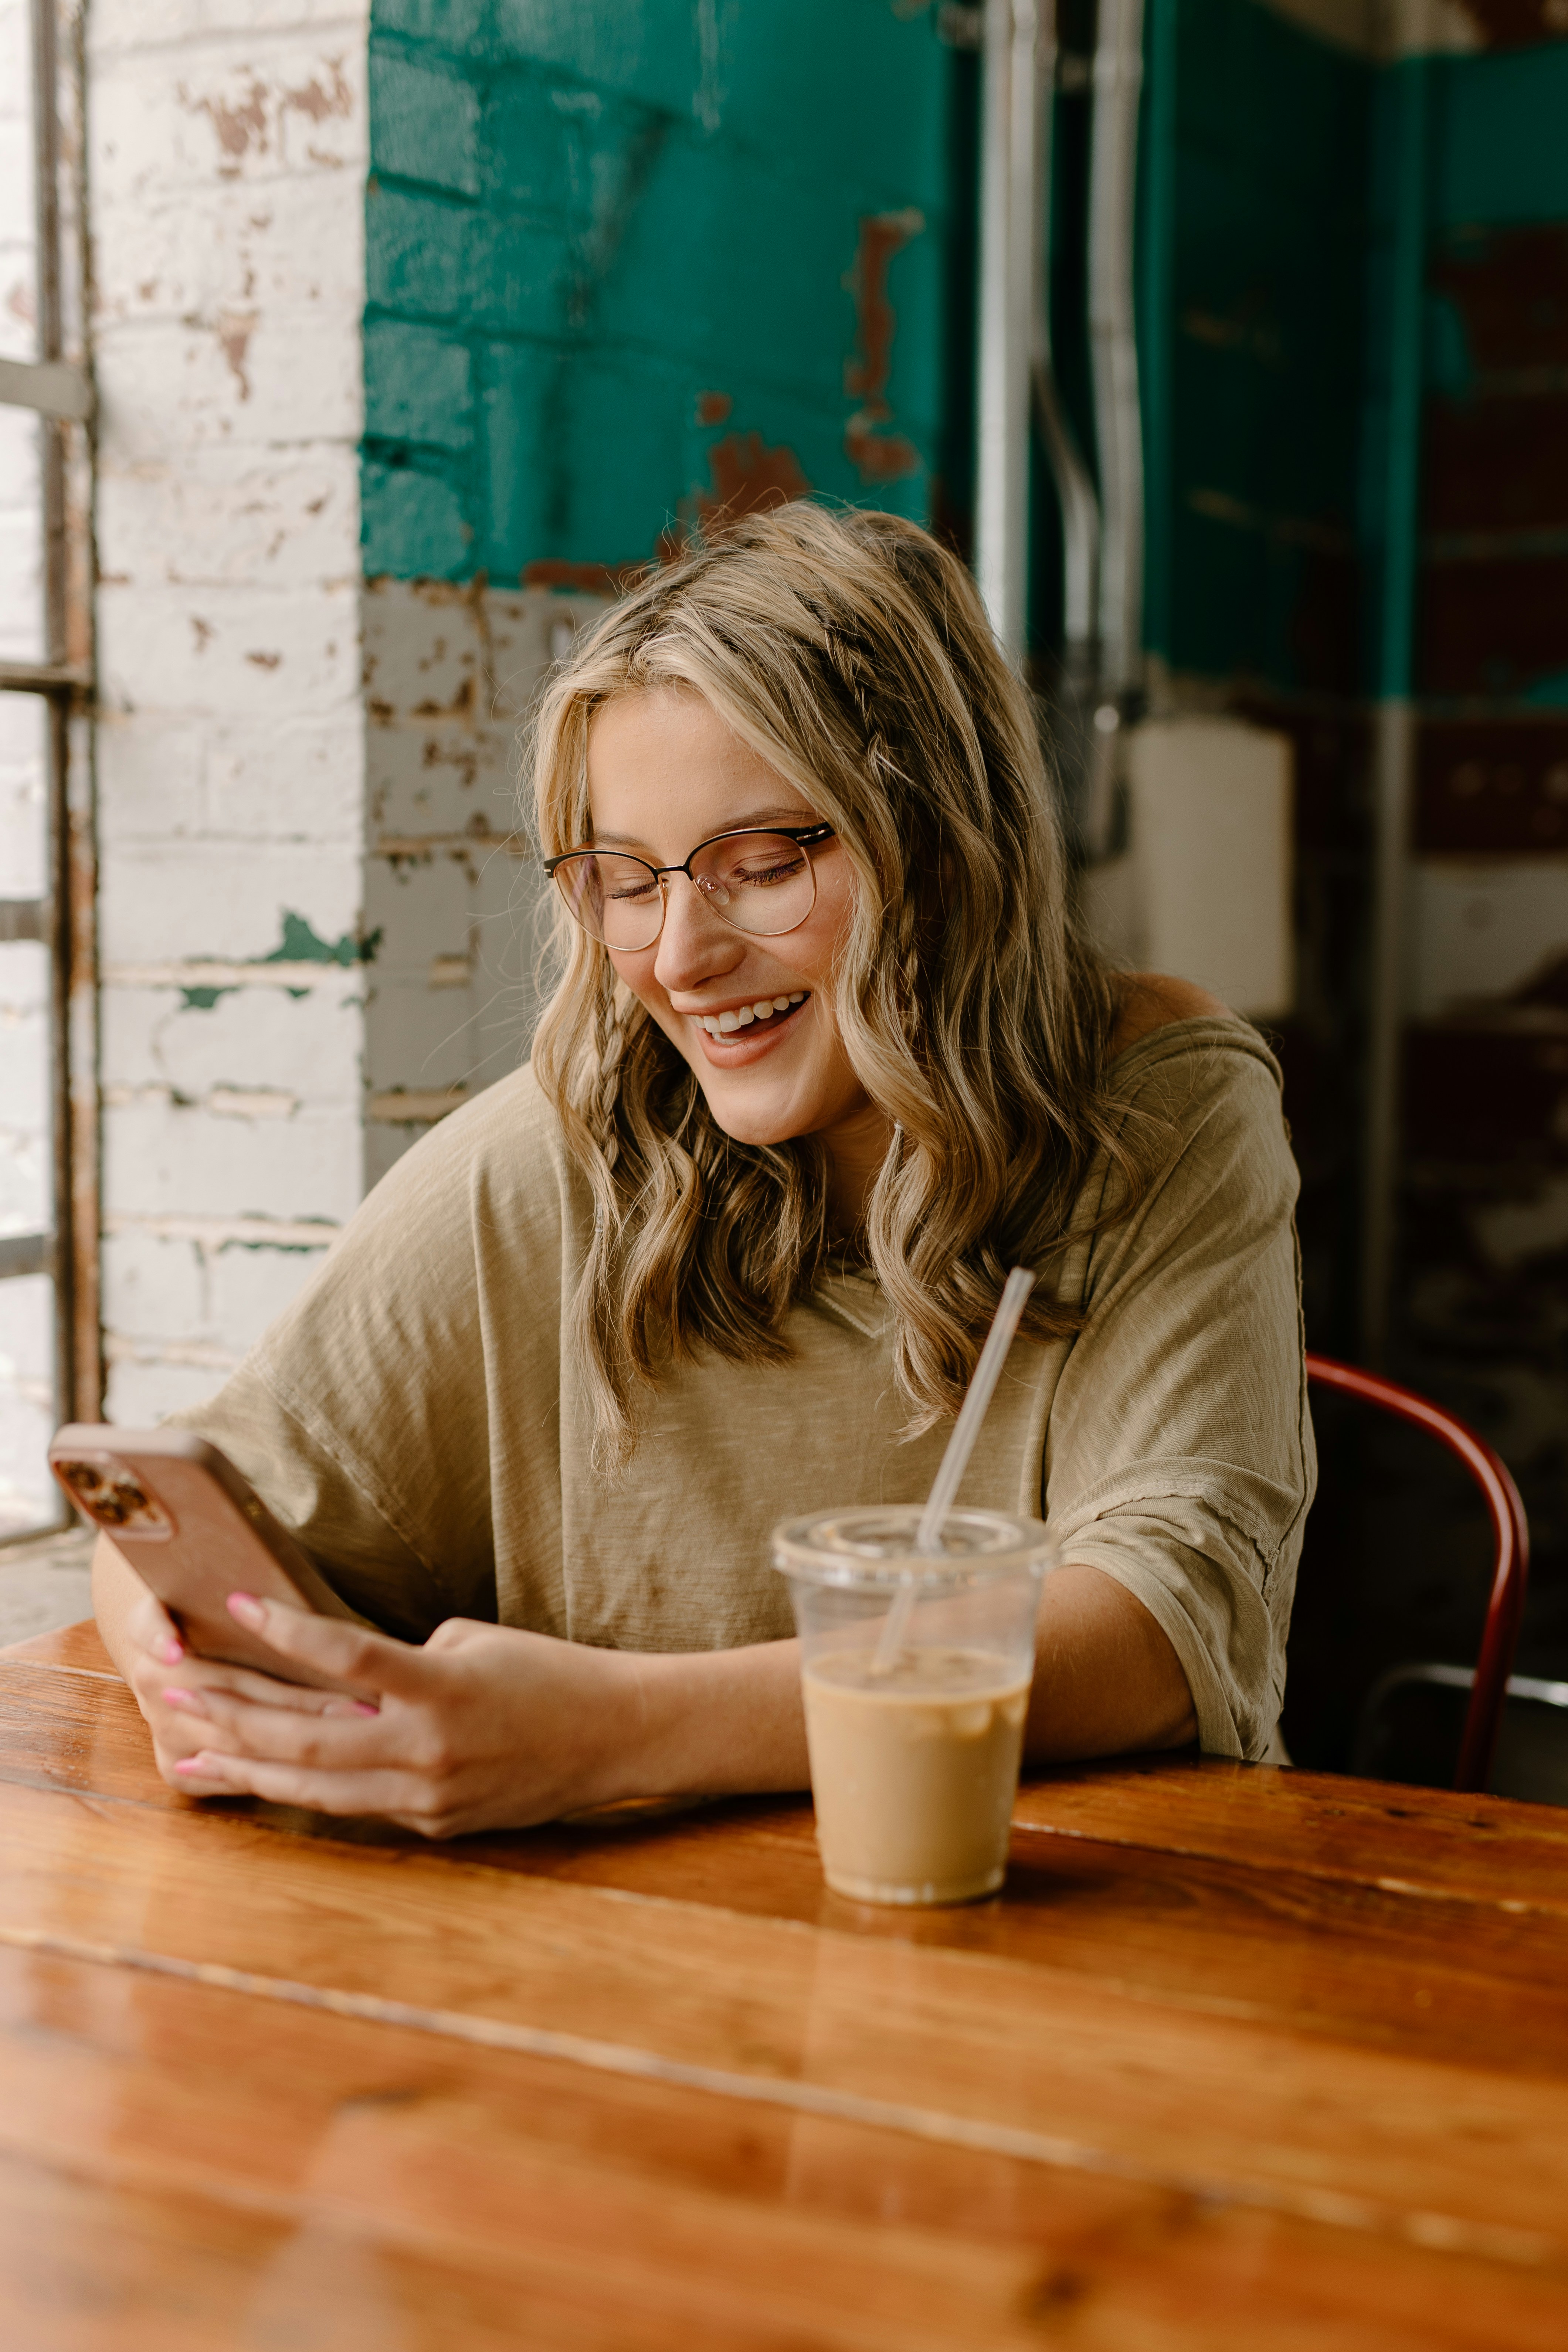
[696,991,809,1039]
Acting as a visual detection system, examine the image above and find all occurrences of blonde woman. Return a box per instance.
[95,504,1314,1832]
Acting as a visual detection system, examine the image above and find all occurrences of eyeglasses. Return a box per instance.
[544,824,835,953]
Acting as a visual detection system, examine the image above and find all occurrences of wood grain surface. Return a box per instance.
[0,1635,1565,2347]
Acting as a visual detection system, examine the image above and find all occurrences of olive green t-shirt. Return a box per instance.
[173,1012,1314,1760]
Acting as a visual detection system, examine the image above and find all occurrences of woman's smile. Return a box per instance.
[684,989,810,1059]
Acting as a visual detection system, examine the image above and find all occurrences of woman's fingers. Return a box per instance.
[224,1592,430,1700]
[175,1749,440,1825]
[177,1687,384,1767]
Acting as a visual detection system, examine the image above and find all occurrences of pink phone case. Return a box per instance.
[49,1425,360,1694]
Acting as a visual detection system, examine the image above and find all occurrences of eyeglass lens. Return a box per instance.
[553,832,818,951]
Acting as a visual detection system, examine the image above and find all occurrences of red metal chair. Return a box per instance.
[1305,1355,1530,1793]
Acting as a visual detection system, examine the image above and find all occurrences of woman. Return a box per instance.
[95,503,1313,1833]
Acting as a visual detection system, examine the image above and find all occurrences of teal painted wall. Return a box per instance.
[363,0,968,585]
[1137,0,1370,695]
[1430,40,1568,229]
[1137,12,1568,703]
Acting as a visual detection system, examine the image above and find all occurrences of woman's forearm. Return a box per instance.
[617,1562,1196,1803]
[619,1636,812,1799]
[1024,1564,1197,1759]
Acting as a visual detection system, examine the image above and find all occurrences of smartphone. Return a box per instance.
[49,1425,361,1693]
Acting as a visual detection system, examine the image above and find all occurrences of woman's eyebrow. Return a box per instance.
[589,807,820,849]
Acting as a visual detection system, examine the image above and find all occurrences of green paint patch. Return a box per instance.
[264,913,382,967]
[176,916,381,1012]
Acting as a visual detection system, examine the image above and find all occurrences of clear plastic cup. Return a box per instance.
[774,1506,1053,1905]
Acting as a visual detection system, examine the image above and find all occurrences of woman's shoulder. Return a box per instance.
[363,1060,567,1211]
[1110,971,1232,1058]
[1105,971,1285,1136]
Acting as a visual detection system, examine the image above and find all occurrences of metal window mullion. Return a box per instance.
[21,0,85,1541]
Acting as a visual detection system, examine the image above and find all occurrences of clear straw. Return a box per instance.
[869,1265,1036,1675]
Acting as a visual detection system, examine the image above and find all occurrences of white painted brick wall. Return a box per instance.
[89,0,373,1416]
[85,1,599,1424]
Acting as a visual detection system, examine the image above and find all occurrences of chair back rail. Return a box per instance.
[1305,1354,1529,1792]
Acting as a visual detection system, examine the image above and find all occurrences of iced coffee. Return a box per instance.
[775,1507,1052,1906]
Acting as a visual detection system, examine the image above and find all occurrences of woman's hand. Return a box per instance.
[162,1595,640,1836]
[109,1568,363,1799]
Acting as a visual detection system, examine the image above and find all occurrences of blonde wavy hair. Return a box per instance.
[527,502,1146,1466]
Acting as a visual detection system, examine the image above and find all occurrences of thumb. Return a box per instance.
[126,1578,184,1666]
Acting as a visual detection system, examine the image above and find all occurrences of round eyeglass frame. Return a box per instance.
[543,822,836,952]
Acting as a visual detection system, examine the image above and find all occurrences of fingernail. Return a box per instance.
[161,1687,198,1711]
[227,1591,265,1629]
[352,1700,378,1717]
[174,1755,216,1776]
[158,1637,183,1665]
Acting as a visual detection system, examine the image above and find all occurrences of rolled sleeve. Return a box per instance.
[1044,1028,1315,1759]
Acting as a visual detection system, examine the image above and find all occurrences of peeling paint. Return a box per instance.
[522,557,644,595]
[283,61,354,126]
[693,431,812,529]
[215,311,258,403]
[183,74,269,167]
[843,208,925,485]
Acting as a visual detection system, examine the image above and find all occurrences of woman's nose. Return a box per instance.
[653,873,742,992]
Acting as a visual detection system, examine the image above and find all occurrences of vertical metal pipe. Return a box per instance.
[1029,0,1099,658]
[1028,0,1102,841]
[1088,0,1146,698]
[1361,58,1430,1366]
[976,0,1038,663]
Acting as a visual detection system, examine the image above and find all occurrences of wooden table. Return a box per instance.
[2,1624,1567,2349]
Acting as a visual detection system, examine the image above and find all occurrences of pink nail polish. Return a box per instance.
[162,1687,195,1711]
[352,1700,378,1717]
[173,1756,207,1775]
[158,1637,183,1665]
[227,1591,264,1629]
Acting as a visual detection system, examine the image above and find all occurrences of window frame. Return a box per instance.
[0,0,98,1543]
